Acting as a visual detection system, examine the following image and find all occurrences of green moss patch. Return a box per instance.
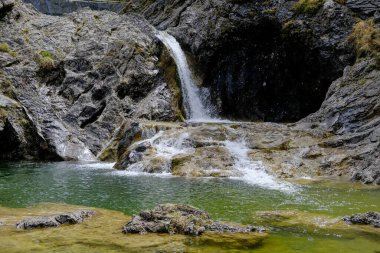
[292,0,324,14]
[0,43,16,57]
[35,50,55,71]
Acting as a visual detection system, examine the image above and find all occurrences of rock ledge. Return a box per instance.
[16,210,95,229]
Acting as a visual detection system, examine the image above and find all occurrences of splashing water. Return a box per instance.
[224,140,298,192]
[156,31,215,121]
[152,31,297,192]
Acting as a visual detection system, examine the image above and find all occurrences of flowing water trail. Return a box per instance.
[150,31,298,191]
[156,31,215,121]
[224,140,297,192]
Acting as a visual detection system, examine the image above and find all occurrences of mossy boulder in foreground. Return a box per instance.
[123,203,263,236]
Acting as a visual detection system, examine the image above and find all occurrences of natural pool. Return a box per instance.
[0,161,379,252]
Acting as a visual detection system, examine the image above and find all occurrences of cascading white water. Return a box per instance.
[156,31,214,121]
[124,31,299,192]
[224,140,297,192]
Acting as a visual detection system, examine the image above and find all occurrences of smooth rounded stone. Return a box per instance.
[16,210,95,229]
[123,204,260,236]
[343,212,380,228]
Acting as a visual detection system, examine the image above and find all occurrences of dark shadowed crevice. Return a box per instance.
[203,18,350,122]
[79,101,106,129]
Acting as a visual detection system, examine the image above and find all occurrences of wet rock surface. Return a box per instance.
[113,115,379,184]
[16,210,95,229]
[123,204,259,236]
[343,212,380,228]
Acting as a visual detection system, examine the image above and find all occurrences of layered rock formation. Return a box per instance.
[0,0,181,160]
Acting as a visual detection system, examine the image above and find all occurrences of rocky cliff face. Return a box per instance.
[0,0,181,160]
[118,0,379,184]
[124,0,359,122]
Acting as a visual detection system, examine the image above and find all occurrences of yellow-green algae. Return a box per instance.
[0,162,379,252]
[0,203,266,253]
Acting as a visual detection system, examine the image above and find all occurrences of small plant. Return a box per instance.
[292,0,324,14]
[21,28,30,43]
[350,18,380,67]
[36,50,55,71]
[0,42,16,57]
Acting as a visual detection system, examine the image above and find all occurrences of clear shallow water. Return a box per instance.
[0,161,379,252]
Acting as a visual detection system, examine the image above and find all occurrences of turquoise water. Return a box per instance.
[0,161,379,252]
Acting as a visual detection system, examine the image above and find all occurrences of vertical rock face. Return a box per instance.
[119,0,379,184]
[0,0,181,160]
[124,0,356,122]
[0,94,59,160]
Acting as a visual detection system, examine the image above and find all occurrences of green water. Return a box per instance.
[0,161,379,252]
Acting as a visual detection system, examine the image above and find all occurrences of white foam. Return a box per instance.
[224,140,298,193]
[157,31,216,121]
[109,170,173,178]
[77,162,115,170]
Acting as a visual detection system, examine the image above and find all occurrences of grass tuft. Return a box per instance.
[36,50,55,71]
[0,42,16,57]
[292,0,324,14]
[350,18,380,68]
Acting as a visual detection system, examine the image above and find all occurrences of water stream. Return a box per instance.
[156,31,215,121]
[1,19,379,253]
[0,162,379,252]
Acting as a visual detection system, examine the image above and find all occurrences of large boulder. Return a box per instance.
[123,204,260,236]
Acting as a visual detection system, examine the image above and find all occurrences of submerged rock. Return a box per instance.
[123,204,259,236]
[16,210,95,229]
[343,212,380,228]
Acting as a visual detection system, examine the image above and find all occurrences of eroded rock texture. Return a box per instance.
[343,212,380,228]
[0,0,181,160]
[123,203,259,236]
[124,0,356,122]
[120,0,379,184]
[16,210,95,229]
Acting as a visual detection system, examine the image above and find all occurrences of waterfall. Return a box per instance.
[156,31,214,121]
